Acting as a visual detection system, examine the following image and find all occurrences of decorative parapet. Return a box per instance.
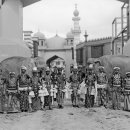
[76,36,112,49]
[87,36,112,42]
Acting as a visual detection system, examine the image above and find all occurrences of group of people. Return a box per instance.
[0,63,130,114]
[69,64,130,111]
[81,65,130,111]
[0,65,67,113]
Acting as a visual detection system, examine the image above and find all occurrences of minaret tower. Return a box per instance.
[72,4,81,65]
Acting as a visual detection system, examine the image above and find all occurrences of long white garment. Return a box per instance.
[95,81,98,103]
[79,81,86,100]
[65,82,71,99]
[80,80,86,95]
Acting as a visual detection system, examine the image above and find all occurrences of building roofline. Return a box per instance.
[87,36,112,42]
[23,31,33,33]
[76,37,112,49]
[117,0,128,3]
[39,48,72,51]
[22,0,41,7]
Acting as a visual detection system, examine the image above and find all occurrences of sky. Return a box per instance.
[23,0,123,41]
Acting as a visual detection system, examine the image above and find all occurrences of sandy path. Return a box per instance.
[0,101,130,130]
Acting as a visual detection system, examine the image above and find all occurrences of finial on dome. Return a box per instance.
[56,30,58,36]
[38,28,40,32]
[73,4,79,17]
[75,4,77,9]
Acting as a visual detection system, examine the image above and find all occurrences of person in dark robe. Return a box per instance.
[69,66,80,107]
[17,66,30,112]
[96,66,108,107]
[41,67,53,110]
[56,67,66,109]
[85,65,96,108]
[111,67,123,110]
[29,67,41,112]
[123,72,130,111]
[0,69,7,113]
[6,72,19,112]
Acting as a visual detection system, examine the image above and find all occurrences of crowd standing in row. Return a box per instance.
[0,64,130,113]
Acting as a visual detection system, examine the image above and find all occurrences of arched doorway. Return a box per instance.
[46,55,65,68]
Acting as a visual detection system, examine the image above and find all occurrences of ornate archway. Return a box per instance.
[46,55,65,68]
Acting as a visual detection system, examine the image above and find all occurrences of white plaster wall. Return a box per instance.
[0,0,23,40]
[0,0,31,61]
[124,39,130,56]
[103,43,111,55]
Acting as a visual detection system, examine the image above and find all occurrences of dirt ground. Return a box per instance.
[0,100,130,130]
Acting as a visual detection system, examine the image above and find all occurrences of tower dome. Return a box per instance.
[46,34,66,49]
[33,31,46,40]
[73,4,79,17]
[66,30,74,39]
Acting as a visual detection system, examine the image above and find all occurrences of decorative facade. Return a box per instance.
[27,5,81,77]
[31,32,74,77]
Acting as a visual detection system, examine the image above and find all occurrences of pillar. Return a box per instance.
[128,0,130,39]
[32,37,39,58]
[0,0,23,39]
[0,0,31,61]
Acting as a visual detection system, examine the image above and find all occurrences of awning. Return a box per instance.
[117,0,128,3]
[22,0,41,7]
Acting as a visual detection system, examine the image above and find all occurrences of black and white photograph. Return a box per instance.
[0,0,130,130]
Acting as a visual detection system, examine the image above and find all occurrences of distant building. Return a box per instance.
[27,5,81,77]
[23,31,33,44]
[32,32,73,77]
[76,36,112,66]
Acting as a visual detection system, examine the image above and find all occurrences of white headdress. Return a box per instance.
[113,67,120,70]
[32,67,38,72]
[21,66,27,70]
[89,64,93,69]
